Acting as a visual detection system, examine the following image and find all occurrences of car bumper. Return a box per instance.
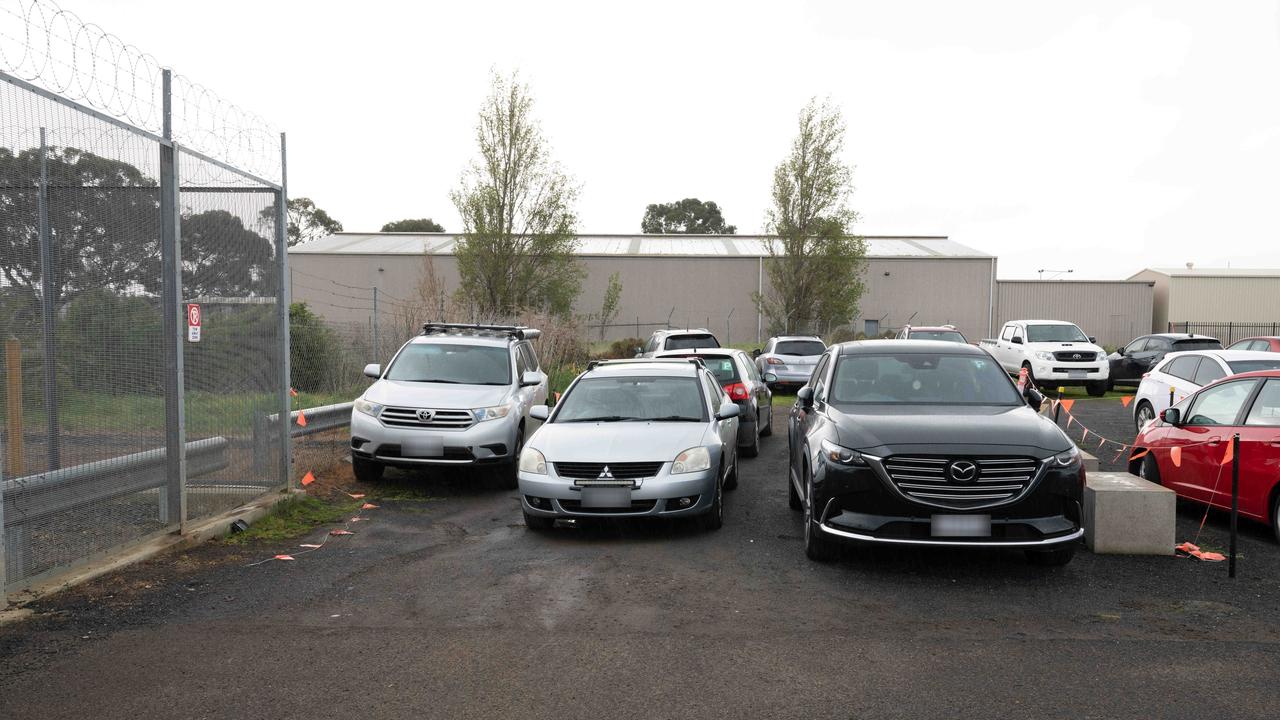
[350,410,518,467]
[1029,361,1109,384]
[765,367,815,385]
[519,467,718,518]
[809,454,1084,549]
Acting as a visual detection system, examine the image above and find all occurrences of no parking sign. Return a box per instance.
[187,303,201,342]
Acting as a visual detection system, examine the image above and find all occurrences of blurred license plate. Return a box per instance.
[931,514,991,537]
[401,435,444,457]
[1068,370,1086,379]
[582,487,631,508]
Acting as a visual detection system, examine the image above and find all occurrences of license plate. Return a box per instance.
[1068,370,1087,379]
[931,514,991,537]
[581,487,631,508]
[401,435,444,457]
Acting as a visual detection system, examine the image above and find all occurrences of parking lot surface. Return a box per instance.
[2,405,1278,719]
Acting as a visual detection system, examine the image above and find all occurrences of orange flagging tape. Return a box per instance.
[296,410,307,427]
[330,529,354,536]
[299,543,322,549]
[1221,442,1234,465]
[274,554,295,561]
[1176,542,1225,562]
[289,387,299,397]
[301,471,315,486]
[346,492,365,499]
[1121,395,1133,408]
[361,503,379,510]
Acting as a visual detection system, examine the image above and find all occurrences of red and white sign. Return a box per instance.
[187,303,201,342]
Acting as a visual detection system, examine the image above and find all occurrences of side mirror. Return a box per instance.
[634,347,643,355]
[796,386,814,409]
[716,403,741,420]
[1011,336,1024,345]
[529,405,550,421]
[763,372,777,382]
[521,370,545,387]
[1160,408,1181,426]
[1088,336,1097,344]
[363,363,382,379]
[751,348,762,358]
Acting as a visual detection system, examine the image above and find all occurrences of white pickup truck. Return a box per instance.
[980,319,1110,396]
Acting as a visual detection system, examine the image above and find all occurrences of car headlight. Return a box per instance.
[1054,446,1081,467]
[474,402,514,422]
[518,447,547,474]
[821,439,866,465]
[354,398,384,417]
[1034,351,1055,362]
[672,446,711,474]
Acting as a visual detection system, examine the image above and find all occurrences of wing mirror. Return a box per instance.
[521,370,545,387]
[1160,408,1181,426]
[751,348,762,358]
[529,405,550,421]
[716,403,741,420]
[1011,336,1023,345]
[796,386,815,409]
[1088,336,1097,344]
[363,363,382,379]
[763,372,777,383]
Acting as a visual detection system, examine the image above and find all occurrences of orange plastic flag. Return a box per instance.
[350,517,363,522]
[346,493,365,499]
[1060,399,1075,413]
[296,410,307,427]
[1081,429,1089,442]
[1098,436,1106,448]
[330,529,354,536]
[289,387,299,397]
[1170,446,1182,467]
[1066,416,1074,428]
[1129,448,1150,461]
[301,471,315,486]
[274,554,295,561]
[1120,395,1133,408]
[1221,441,1234,465]
[299,543,322,548]
[361,503,379,510]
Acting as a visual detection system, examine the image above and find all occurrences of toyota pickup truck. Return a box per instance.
[980,319,1110,396]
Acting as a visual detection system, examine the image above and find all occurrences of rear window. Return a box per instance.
[909,330,967,343]
[775,340,826,356]
[663,355,739,383]
[664,334,719,350]
[1172,339,1222,351]
[1228,360,1280,374]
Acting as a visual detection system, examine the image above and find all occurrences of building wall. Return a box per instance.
[856,257,996,342]
[996,280,1154,348]
[1130,269,1170,331]
[1168,276,1280,324]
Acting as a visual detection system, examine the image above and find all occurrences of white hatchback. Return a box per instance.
[1132,349,1280,432]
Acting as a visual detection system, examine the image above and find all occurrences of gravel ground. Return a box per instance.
[1,406,1278,720]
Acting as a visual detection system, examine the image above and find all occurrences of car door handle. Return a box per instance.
[1207,438,1222,446]
[1269,438,1280,447]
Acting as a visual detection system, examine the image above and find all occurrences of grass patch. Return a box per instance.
[223,494,359,544]
[1041,386,1133,401]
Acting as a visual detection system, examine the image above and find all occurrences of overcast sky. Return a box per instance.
[69,1,1280,279]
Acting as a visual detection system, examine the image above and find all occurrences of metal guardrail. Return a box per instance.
[280,402,354,437]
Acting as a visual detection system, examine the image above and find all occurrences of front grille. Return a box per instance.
[554,462,664,483]
[379,406,476,429]
[1053,351,1097,362]
[882,456,1040,509]
[559,499,658,514]
[376,444,474,461]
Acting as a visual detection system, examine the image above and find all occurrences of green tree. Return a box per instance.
[381,218,445,233]
[640,198,736,234]
[598,271,622,340]
[451,71,584,318]
[260,197,343,246]
[289,302,339,392]
[755,99,867,335]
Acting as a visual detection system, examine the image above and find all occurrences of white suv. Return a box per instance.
[350,323,549,487]
[1132,349,1280,432]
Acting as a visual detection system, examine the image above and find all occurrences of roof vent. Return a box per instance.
[1185,262,1194,270]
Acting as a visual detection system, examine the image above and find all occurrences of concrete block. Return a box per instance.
[1079,449,1099,473]
[1084,472,1175,555]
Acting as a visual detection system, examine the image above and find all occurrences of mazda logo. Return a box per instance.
[416,409,435,422]
[948,460,978,482]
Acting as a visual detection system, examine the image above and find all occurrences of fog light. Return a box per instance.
[673,496,696,508]
[526,496,548,509]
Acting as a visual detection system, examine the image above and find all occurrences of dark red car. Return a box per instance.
[1227,336,1280,352]
[1130,369,1280,542]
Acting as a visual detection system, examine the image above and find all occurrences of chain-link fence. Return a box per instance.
[0,0,290,595]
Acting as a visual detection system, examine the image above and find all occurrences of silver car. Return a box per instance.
[350,323,549,487]
[753,336,827,390]
[636,328,721,357]
[517,358,741,531]
[655,348,773,457]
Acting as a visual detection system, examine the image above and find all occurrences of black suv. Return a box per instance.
[786,340,1084,565]
[1107,333,1222,387]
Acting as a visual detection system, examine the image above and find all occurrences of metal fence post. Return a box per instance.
[0,455,6,606]
[159,69,186,528]
[276,132,293,489]
[372,286,379,363]
[37,127,60,471]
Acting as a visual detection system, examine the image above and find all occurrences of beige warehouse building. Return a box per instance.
[995,280,1154,348]
[288,233,999,344]
[1130,267,1280,338]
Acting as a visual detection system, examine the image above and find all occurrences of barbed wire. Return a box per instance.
[0,0,280,183]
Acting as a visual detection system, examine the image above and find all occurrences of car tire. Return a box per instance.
[352,454,384,483]
[759,406,773,437]
[498,425,524,490]
[725,455,739,491]
[788,469,803,511]
[1026,546,1076,566]
[803,471,836,562]
[1086,381,1107,397]
[1272,492,1280,545]
[1134,401,1155,434]
[700,472,724,531]
[1138,453,1162,485]
[523,510,554,531]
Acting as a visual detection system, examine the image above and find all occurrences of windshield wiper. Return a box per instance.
[649,415,702,422]
[561,415,634,423]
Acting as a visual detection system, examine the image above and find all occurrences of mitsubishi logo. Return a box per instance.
[416,409,435,422]
[598,465,614,479]
[948,460,978,483]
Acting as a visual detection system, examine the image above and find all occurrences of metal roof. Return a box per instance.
[1133,267,1280,278]
[289,232,991,259]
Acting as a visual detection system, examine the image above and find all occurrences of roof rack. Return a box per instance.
[420,322,541,340]
[586,357,706,371]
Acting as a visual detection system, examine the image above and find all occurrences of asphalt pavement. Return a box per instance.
[2,406,1278,720]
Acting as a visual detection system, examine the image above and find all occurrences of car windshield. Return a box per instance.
[1026,324,1089,343]
[774,340,826,356]
[1173,339,1222,351]
[1227,360,1280,374]
[829,354,1023,405]
[909,330,967,343]
[664,334,719,350]
[555,376,707,422]
[384,343,510,385]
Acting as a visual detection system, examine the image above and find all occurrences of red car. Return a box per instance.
[1228,336,1280,352]
[1130,369,1280,542]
